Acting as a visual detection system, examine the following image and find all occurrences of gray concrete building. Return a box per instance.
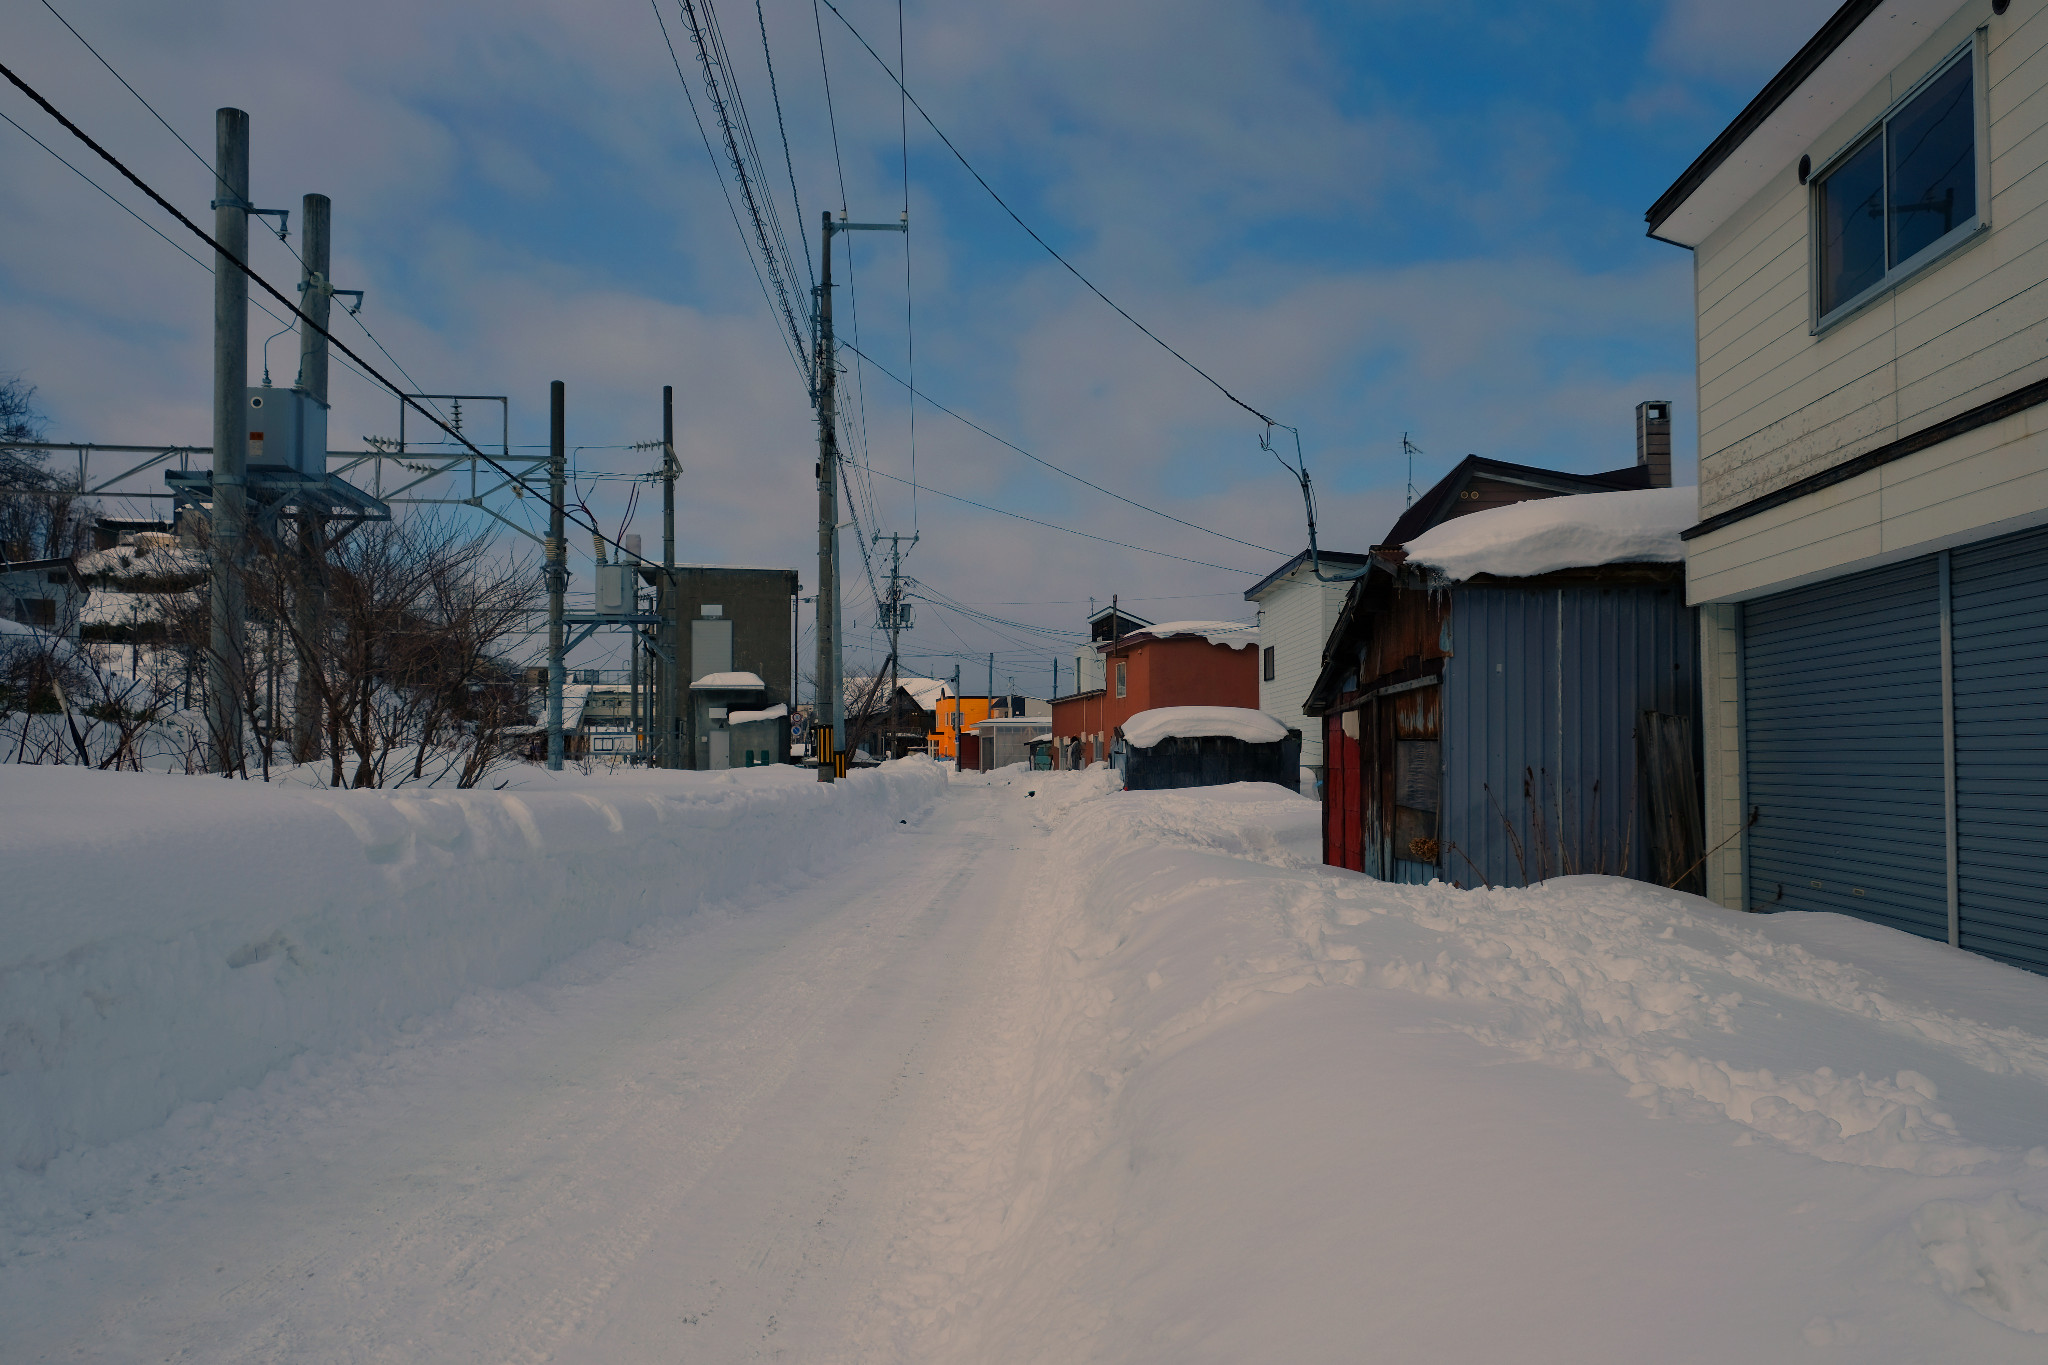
[653,564,799,770]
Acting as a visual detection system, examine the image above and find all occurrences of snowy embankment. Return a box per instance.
[898,776,2048,1358]
[0,760,945,1171]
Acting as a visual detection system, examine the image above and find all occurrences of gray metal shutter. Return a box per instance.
[1950,525,2048,973]
[1743,558,1946,937]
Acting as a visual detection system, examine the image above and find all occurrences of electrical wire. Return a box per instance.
[853,463,1257,573]
[651,0,809,385]
[0,59,651,568]
[896,0,916,534]
[838,340,1280,555]
[756,0,813,287]
[814,0,1280,430]
[35,0,457,432]
[0,105,390,398]
[676,0,812,385]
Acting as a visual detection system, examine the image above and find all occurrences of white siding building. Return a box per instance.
[1650,0,2048,974]
[1245,550,1370,793]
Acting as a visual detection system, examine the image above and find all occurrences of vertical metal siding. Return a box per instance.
[1742,558,1948,938]
[1440,583,1695,888]
[1950,525,2048,973]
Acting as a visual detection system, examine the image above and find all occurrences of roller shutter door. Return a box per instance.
[1742,558,1947,938]
[1950,526,2048,973]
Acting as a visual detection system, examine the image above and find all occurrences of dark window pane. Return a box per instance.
[1819,133,1885,315]
[1889,54,1975,266]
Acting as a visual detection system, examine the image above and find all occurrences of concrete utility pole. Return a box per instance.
[208,108,251,775]
[291,191,331,763]
[879,530,917,752]
[815,214,840,782]
[547,380,566,771]
[988,652,995,717]
[815,210,907,782]
[661,384,678,769]
[950,663,961,760]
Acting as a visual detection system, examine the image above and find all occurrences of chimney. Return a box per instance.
[1636,400,1672,489]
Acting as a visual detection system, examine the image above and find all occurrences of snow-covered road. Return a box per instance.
[8,765,2048,1362]
[4,778,1054,1361]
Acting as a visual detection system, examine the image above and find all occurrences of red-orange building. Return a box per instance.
[1050,620,1259,768]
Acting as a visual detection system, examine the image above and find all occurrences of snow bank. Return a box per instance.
[1120,619,1258,649]
[907,781,2048,1357]
[1403,484,1697,580]
[1120,704,1290,748]
[0,759,946,1170]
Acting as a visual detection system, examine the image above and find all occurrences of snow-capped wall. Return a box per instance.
[0,760,946,1170]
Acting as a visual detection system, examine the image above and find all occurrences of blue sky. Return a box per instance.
[0,0,1840,691]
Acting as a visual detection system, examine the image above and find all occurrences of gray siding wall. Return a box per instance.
[1442,584,1699,889]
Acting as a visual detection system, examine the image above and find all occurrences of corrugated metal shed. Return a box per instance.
[1441,582,1697,888]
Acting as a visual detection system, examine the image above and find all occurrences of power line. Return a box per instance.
[814,0,1280,430]
[35,0,454,430]
[853,463,1257,573]
[838,340,1280,555]
[755,0,813,287]
[896,0,916,534]
[651,0,808,383]
[675,0,812,387]
[0,59,648,568]
[0,106,391,398]
[37,0,219,192]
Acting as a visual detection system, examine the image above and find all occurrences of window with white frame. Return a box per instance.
[1813,41,1981,326]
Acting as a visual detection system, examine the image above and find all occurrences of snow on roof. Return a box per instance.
[898,677,952,707]
[75,543,208,585]
[1401,486,1697,582]
[1115,620,1258,651]
[1121,705,1290,749]
[559,684,592,731]
[690,671,766,690]
[728,702,788,725]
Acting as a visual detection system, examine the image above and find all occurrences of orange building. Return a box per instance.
[1050,621,1260,768]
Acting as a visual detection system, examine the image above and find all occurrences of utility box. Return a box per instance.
[595,562,635,615]
[244,387,328,476]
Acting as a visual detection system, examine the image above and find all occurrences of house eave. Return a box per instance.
[1644,0,1954,248]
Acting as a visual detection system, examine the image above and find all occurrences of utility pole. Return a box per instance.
[291,191,331,764]
[208,108,250,776]
[661,383,677,769]
[814,209,907,782]
[547,380,566,771]
[988,652,995,717]
[950,662,961,762]
[815,213,840,782]
[879,529,917,754]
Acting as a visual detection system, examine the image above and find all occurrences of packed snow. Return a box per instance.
[5,765,2048,1360]
[1118,619,1259,650]
[725,701,788,725]
[1403,484,1698,580]
[1120,704,1291,748]
[0,760,943,1168]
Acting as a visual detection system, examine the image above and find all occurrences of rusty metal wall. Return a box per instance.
[1440,582,1697,889]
